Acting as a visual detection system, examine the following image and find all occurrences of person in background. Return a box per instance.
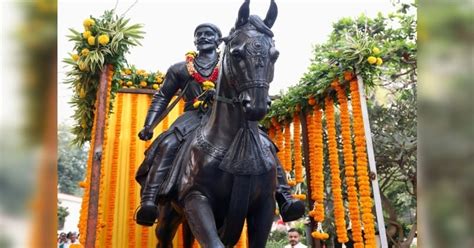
[57,232,67,248]
[285,228,307,248]
[64,232,80,248]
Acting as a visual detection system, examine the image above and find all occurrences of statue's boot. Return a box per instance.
[275,164,306,222]
[136,134,179,226]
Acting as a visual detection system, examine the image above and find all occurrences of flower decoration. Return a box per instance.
[117,66,165,90]
[63,10,144,145]
[185,51,219,91]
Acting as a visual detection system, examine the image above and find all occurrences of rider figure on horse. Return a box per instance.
[135,22,304,226]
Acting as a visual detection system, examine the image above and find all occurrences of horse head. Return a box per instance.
[220,0,279,121]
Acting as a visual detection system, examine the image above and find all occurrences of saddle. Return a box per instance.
[158,120,278,200]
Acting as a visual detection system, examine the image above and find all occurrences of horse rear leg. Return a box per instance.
[182,221,195,248]
[246,197,276,248]
[184,192,224,248]
[155,203,182,248]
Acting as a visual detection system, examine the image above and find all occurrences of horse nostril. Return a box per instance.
[242,100,251,111]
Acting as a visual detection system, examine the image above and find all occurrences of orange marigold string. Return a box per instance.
[325,97,349,243]
[268,126,276,141]
[333,80,364,247]
[128,94,138,247]
[78,96,99,244]
[308,106,329,240]
[283,121,292,173]
[105,92,123,246]
[274,122,285,171]
[293,113,303,183]
[311,107,325,221]
[350,79,377,248]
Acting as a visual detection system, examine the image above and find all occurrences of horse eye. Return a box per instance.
[230,47,244,59]
[270,48,279,61]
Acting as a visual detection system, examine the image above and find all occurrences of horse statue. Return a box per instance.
[153,1,281,247]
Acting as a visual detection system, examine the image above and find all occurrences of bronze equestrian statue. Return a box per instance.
[135,0,303,246]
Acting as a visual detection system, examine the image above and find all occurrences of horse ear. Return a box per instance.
[235,0,250,28]
[264,0,278,28]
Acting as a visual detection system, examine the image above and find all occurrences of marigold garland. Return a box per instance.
[333,80,364,247]
[185,51,219,91]
[268,126,276,141]
[283,121,292,173]
[128,94,138,247]
[274,122,285,170]
[105,91,123,246]
[292,194,307,200]
[325,97,349,243]
[293,113,303,183]
[141,227,149,248]
[78,94,100,245]
[309,107,325,223]
[350,80,377,247]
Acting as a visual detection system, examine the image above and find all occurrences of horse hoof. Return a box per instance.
[136,204,159,226]
[280,200,305,222]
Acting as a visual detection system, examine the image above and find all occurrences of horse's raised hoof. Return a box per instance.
[280,200,305,222]
[136,203,159,226]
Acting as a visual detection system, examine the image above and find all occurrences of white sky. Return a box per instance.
[58,0,397,124]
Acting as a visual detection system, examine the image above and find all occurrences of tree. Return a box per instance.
[57,124,88,196]
[370,86,416,248]
[58,201,70,230]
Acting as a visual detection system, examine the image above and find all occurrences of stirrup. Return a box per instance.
[134,204,159,226]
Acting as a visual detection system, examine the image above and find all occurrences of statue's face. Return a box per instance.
[194,26,219,52]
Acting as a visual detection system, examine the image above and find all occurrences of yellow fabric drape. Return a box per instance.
[81,91,249,247]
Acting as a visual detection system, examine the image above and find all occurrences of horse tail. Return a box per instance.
[219,175,251,246]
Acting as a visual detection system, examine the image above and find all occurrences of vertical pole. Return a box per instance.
[85,67,109,247]
[299,111,320,248]
[356,75,388,248]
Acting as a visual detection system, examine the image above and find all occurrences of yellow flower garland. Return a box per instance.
[325,97,349,243]
[105,91,123,246]
[141,96,152,247]
[293,113,303,183]
[128,94,138,247]
[333,80,364,247]
[350,80,377,248]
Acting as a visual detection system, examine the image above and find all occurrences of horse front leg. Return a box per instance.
[246,196,275,248]
[155,203,183,248]
[183,192,224,248]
